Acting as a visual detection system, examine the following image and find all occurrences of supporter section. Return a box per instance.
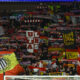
[0,2,80,76]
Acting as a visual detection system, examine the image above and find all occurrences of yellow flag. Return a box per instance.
[0,52,18,74]
[66,52,79,59]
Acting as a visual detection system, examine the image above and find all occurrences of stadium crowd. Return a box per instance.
[0,2,80,77]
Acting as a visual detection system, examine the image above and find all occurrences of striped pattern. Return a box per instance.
[57,15,64,24]
[0,58,7,70]
[25,19,41,23]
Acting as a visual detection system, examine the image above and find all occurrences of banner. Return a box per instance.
[26,31,40,53]
[67,64,75,67]
[0,37,9,39]
[66,52,79,59]
[48,48,65,52]
[28,66,46,71]
[49,72,63,75]
[63,31,76,49]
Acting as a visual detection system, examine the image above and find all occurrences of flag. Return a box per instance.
[0,51,24,80]
[65,49,79,60]
[57,15,64,24]
[63,30,76,49]
[26,31,40,53]
[66,51,79,60]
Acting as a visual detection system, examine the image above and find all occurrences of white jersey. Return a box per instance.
[52,63,57,69]
[39,62,43,68]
